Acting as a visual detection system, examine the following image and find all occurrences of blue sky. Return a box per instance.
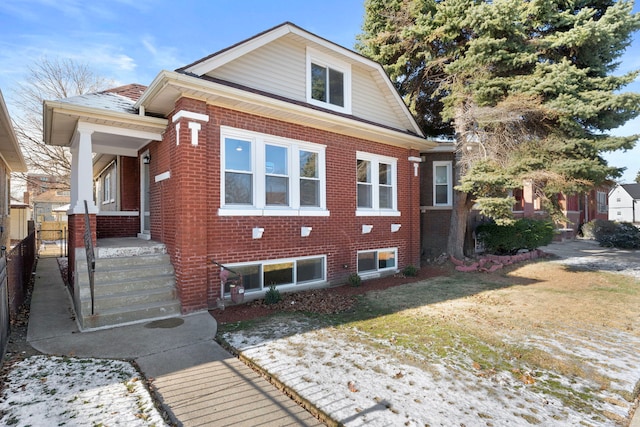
[0,0,638,183]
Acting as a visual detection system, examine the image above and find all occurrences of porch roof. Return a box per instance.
[43,91,167,156]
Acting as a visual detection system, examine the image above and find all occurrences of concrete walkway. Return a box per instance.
[27,257,323,427]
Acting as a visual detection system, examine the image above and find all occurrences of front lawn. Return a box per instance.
[218,260,640,426]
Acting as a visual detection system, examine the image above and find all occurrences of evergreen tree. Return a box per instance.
[358,0,640,258]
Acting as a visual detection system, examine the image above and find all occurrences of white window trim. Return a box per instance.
[306,47,352,114]
[433,161,453,207]
[102,173,112,204]
[357,247,398,277]
[219,126,329,217]
[597,191,608,214]
[356,151,400,217]
[223,255,327,296]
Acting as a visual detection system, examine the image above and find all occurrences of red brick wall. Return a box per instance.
[150,98,423,313]
[67,214,96,288]
[119,156,139,211]
[96,215,139,238]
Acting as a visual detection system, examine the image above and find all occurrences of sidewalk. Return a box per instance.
[26,257,323,426]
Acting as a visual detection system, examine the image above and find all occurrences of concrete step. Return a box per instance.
[81,300,182,330]
[76,255,174,287]
[84,275,176,296]
[85,286,178,311]
[74,240,182,330]
[95,242,167,259]
[77,253,173,270]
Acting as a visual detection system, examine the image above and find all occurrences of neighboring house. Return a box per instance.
[0,91,28,249]
[27,173,65,198]
[43,23,435,327]
[0,89,29,357]
[609,183,640,224]
[32,189,70,223]
[10,202,31,243]
[420,141,612,258]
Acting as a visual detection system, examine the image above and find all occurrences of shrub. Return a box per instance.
[402,265,418,277]
[586,220,640,249]
[581,219,618,240]
[347,273,362,287]
[264,285,282,305]
[476,218,555,255]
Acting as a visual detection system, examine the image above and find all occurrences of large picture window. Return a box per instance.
[220,127,327,216]
[356,152,398,216]
[223,256,326,294]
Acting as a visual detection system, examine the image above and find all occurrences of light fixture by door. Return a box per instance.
[143,154,151,164]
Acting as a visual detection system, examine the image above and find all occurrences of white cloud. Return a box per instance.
[139,35,182,71]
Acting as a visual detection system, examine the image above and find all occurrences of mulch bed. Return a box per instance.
[210,264,452,324]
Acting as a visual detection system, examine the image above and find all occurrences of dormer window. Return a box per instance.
[306,48,351,114]
[311,63,344,107]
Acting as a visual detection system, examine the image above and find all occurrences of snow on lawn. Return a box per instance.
[223,318,639,426]
[0,356,167,426]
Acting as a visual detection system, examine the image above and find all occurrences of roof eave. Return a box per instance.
[0,91,28,172]
[139,71,434,151]
[44,99,168,147]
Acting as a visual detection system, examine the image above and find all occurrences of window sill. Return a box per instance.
[355,209,401,217]
[218,207,330,217]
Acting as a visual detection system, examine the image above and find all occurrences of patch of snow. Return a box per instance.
[224,322,629,426]
[0,356,167,426]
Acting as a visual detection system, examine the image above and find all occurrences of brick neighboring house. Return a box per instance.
[420,143,612,258]
[43,23,435,320]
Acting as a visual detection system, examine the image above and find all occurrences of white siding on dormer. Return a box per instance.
[204,34,417,134]
[206,37,307,102]
[351,66,412,131]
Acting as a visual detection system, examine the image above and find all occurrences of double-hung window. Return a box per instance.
[433,161,452,207]
[102,172,112,204]
[221,127,327,216]
[307,48,351,114]
[596,191,607,214]
[356,152,398,216]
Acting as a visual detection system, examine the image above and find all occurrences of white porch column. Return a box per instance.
[68,125,98,214]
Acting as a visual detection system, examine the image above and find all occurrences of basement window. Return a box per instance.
[223,255,326,295]
[357,248,397,276]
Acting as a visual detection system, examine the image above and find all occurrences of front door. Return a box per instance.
[139,152,151,239]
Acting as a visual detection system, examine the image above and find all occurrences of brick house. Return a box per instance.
[43,23,435,326]
[420,143,611,258]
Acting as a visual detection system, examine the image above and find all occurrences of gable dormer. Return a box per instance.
[174,22,423,138]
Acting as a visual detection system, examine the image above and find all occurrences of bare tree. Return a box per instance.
[11,57,113,193]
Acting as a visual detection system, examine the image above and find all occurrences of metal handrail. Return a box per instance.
[83,201,96,315]
[211,259,241,276]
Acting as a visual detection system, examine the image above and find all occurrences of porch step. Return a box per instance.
[81,300,182,330]
[74,243,181,330]
[91,286,177,311]
[77,254,175,285]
